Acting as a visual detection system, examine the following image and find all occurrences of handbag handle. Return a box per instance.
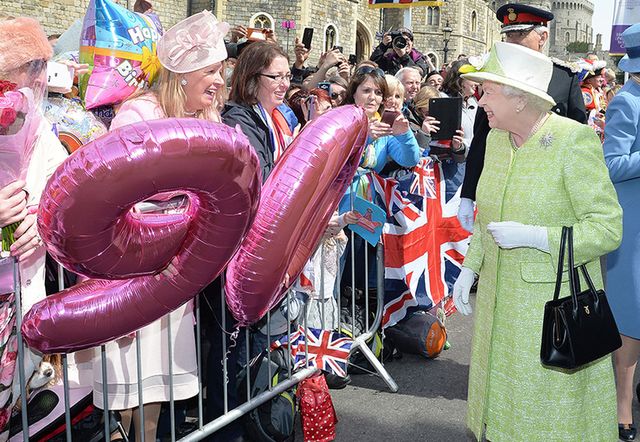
[552,226,569,301]
[567,227,600,319]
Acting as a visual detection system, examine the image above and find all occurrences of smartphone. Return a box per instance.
[302,27,314,50]
[348,54,357,65]
[317,81,331,95]
[333,45,343,53]
[428,97,463,141]
[381,109,400,126]
[47,61,74,93]
[246,27,267,41]
[306,94,316,121]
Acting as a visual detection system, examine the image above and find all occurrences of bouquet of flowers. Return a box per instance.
[0,81,42,253]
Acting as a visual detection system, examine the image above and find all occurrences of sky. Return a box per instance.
[591,0,615,50]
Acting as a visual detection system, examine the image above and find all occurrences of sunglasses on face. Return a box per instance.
[355,66,385,77]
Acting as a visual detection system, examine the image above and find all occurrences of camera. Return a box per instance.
[390,32,408,50]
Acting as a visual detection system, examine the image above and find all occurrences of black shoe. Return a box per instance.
[619,423,637,441]
[324,372,351,390]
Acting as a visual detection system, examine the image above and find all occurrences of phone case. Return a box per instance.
[381,110,400,126]
[302,28,314,50]
[428,97,463,141]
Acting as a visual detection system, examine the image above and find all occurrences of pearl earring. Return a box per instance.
[181,78,188,86]
[515,107,522,113]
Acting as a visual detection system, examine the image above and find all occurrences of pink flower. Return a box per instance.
[0,90,24,111]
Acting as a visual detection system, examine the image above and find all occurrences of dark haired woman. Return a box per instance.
[222,41,298,181]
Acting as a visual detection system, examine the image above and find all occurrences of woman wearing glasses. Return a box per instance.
[223,41,298,181]
[339,65,420,293]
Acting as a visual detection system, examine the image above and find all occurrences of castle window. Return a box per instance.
[324,24,338,53]
[427,6,440,26]
[565,31,570,42]
[250,12,274,30]
[471,11,477,33]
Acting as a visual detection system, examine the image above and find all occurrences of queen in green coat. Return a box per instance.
[452,42,623,441]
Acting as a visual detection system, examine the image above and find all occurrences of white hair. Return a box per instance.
[501,84,552,113]
[395,67,422,82]
[533,25,549,35]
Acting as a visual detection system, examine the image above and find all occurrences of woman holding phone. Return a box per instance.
[339,66,420,293]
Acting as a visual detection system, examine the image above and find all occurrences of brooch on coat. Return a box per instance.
[539,132,554,149]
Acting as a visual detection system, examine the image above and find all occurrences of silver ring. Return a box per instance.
[461,300,469,305]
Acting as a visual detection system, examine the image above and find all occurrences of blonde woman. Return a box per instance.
[84,11,228,441]
[383,74,405,112]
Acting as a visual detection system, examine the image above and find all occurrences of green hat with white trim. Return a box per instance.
[461,42,555,107]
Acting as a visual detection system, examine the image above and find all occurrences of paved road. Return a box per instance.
[299,294,640,442]
[327,298,474,442]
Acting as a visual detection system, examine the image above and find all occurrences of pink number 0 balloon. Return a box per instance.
[21,119,261,353]
[225,105,369,325]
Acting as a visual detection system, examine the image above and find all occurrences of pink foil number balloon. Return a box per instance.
[21,119,261,353]
[225,105,369,325]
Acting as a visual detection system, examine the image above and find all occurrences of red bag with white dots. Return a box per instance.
[297,373,337,442]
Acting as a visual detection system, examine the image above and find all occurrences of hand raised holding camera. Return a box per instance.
[229,25,247,43]
[321,50,345,70]
[293,37,310,68]
[368,119,393,140]
[422,116,440,134]
[391,114,410,136]
[382,33,392,46]
[337,61,350,80]
[451,128,465,152]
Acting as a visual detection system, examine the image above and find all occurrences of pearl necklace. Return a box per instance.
[509,111,551,150]
[184,110,197,116]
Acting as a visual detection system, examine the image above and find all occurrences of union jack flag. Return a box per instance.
[371,158,471,328]
[271,326,354,377]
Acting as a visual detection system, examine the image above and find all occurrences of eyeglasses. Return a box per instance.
[355,66,385,77]
[259,73,293,84]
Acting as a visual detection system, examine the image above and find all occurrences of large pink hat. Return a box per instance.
[0,17,53,74]
[157,10,229,74]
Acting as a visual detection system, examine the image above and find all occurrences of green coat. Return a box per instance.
[464,113,623,441]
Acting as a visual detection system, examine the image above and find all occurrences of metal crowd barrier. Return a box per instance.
[6,225,397,441]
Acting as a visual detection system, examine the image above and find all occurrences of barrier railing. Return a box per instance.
[4,223,397,441]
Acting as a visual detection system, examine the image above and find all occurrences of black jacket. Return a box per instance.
[370,44,430,76]
[460,62,588,201]
[222,102,274,183]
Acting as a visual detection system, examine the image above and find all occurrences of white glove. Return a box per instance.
[457,197,475,233]
[487,221,549,252]
[453,267,475,316]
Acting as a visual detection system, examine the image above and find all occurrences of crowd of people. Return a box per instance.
[1,0,640,441]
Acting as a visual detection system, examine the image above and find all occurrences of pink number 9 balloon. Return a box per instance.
[225,105,368,325]
[21,119,261,353]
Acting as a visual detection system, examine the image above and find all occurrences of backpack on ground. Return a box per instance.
[237,348,297,442]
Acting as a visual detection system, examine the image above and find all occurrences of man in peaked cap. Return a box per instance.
[457,2,587,232]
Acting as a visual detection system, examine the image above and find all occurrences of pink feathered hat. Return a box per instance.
[0,17,53,74]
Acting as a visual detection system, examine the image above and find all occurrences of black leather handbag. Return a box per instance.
[540,226,622,369]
